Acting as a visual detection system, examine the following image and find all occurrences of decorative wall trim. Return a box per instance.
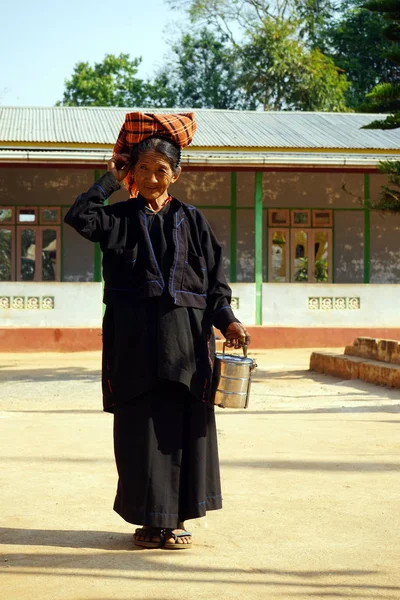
[308,296,360,310]
[231,296,240,310]
[0,295,55,310]
[0,297,10,309]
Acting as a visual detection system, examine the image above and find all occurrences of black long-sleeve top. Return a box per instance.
[64,172,240,411]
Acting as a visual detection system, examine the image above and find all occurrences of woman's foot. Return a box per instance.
[133,526,164,548]
[163,522,193,549]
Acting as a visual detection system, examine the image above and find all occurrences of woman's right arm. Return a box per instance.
[64,154,130,244]
[64,172,121,243]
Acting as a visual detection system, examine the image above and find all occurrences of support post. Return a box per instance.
[94,169,108,316]
[255,171,263,325]
[364,173,371,284]
[230,172,237,282]
[93,169,102,283]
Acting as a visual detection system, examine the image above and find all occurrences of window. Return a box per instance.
[268,209,332,283]
[268,209,289,227]
[291,210,311,227]
[0,207,61,281]
[269,229,289,282]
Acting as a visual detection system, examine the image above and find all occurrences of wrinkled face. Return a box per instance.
[132,150,181,201]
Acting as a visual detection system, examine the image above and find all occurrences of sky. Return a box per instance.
[0,0,183,106]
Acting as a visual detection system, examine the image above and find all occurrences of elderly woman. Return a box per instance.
[64,112,249,549]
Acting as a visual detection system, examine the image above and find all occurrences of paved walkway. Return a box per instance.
[1,349,400,600]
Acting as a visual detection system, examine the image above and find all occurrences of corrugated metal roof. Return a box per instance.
[0,106,399,150]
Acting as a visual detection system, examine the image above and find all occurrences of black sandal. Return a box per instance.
[163,529,193,550]
[133,527,165,549]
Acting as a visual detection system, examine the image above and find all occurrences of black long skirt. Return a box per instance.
[113,381,222,528]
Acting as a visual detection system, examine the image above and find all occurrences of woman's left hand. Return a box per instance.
[224,322,251,349]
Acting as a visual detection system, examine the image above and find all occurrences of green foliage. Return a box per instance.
[240,17,349,110]
[294,257,329,282]
[168,0,335,43]
[320,1,396,109]
[294,0,336,43]
[315,257,329,282]
[360,0,400,127]
[57,53,151,107]
[370,160,400,212]
[364,82,400,115]
[367,81,400,103]
[145,71,179,109]
[363,113,400,128]
[294,257,309,281]
[290,48,350,111]
[57,36,254,110]
[167,3,349,111]
[165,29,254,109]
[61,1,399,113]
[363,0,400,12]
[360,1,400,212]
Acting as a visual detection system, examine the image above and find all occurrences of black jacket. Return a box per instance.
[64,172,238,334]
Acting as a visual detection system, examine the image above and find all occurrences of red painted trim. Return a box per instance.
[244,327,400,349]
[0,328,102,352]
[0,163,106,171]
[1,327,400,352]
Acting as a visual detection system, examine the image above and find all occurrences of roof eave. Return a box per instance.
[0,146,399,168]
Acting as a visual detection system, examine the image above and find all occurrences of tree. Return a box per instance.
[294,0,336,44]
[240,17,349,110]
[361,0,400,212]
[56,38,253,110]
[362,0,400,127]
[165,29,254,109]
[167,0,335,45]
[320,0,397,109]
[57,53,152,107]
[167,0,349,111]
[145,71,179,108]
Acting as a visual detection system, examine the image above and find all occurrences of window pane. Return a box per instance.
[271,231,288,282]
[41,208,59,223]
[314,231,329,282]
[18,209,36,223]
[21,229,36,280]
[0,229,12,280]
[0,208,13,223]
[313,210,332,227]
[42,229,57,281]
[269,210,289,226]
[293,211,309,226]
[294,230,308,281]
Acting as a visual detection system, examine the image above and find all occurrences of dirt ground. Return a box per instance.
[1,348,400,600]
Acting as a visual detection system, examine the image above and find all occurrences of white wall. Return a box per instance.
[229,283,256,326]
[262,283,400,328]
[0,283,102,327]
[1,282,400,329]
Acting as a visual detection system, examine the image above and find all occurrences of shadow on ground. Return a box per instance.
[1,528,396,597]
[0,457,399,472]
[0,537,398,599]
[0,366,100,383]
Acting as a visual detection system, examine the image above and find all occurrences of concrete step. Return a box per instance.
[344,336,400,365]
[310,351,400,389]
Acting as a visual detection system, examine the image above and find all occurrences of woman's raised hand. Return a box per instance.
[107,153,131,182]
[224,322,251,349]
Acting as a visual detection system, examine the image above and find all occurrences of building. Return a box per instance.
[1,106,400,350]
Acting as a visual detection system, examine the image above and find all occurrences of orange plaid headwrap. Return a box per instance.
[114,112,196,155]
[113,112,196,197]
